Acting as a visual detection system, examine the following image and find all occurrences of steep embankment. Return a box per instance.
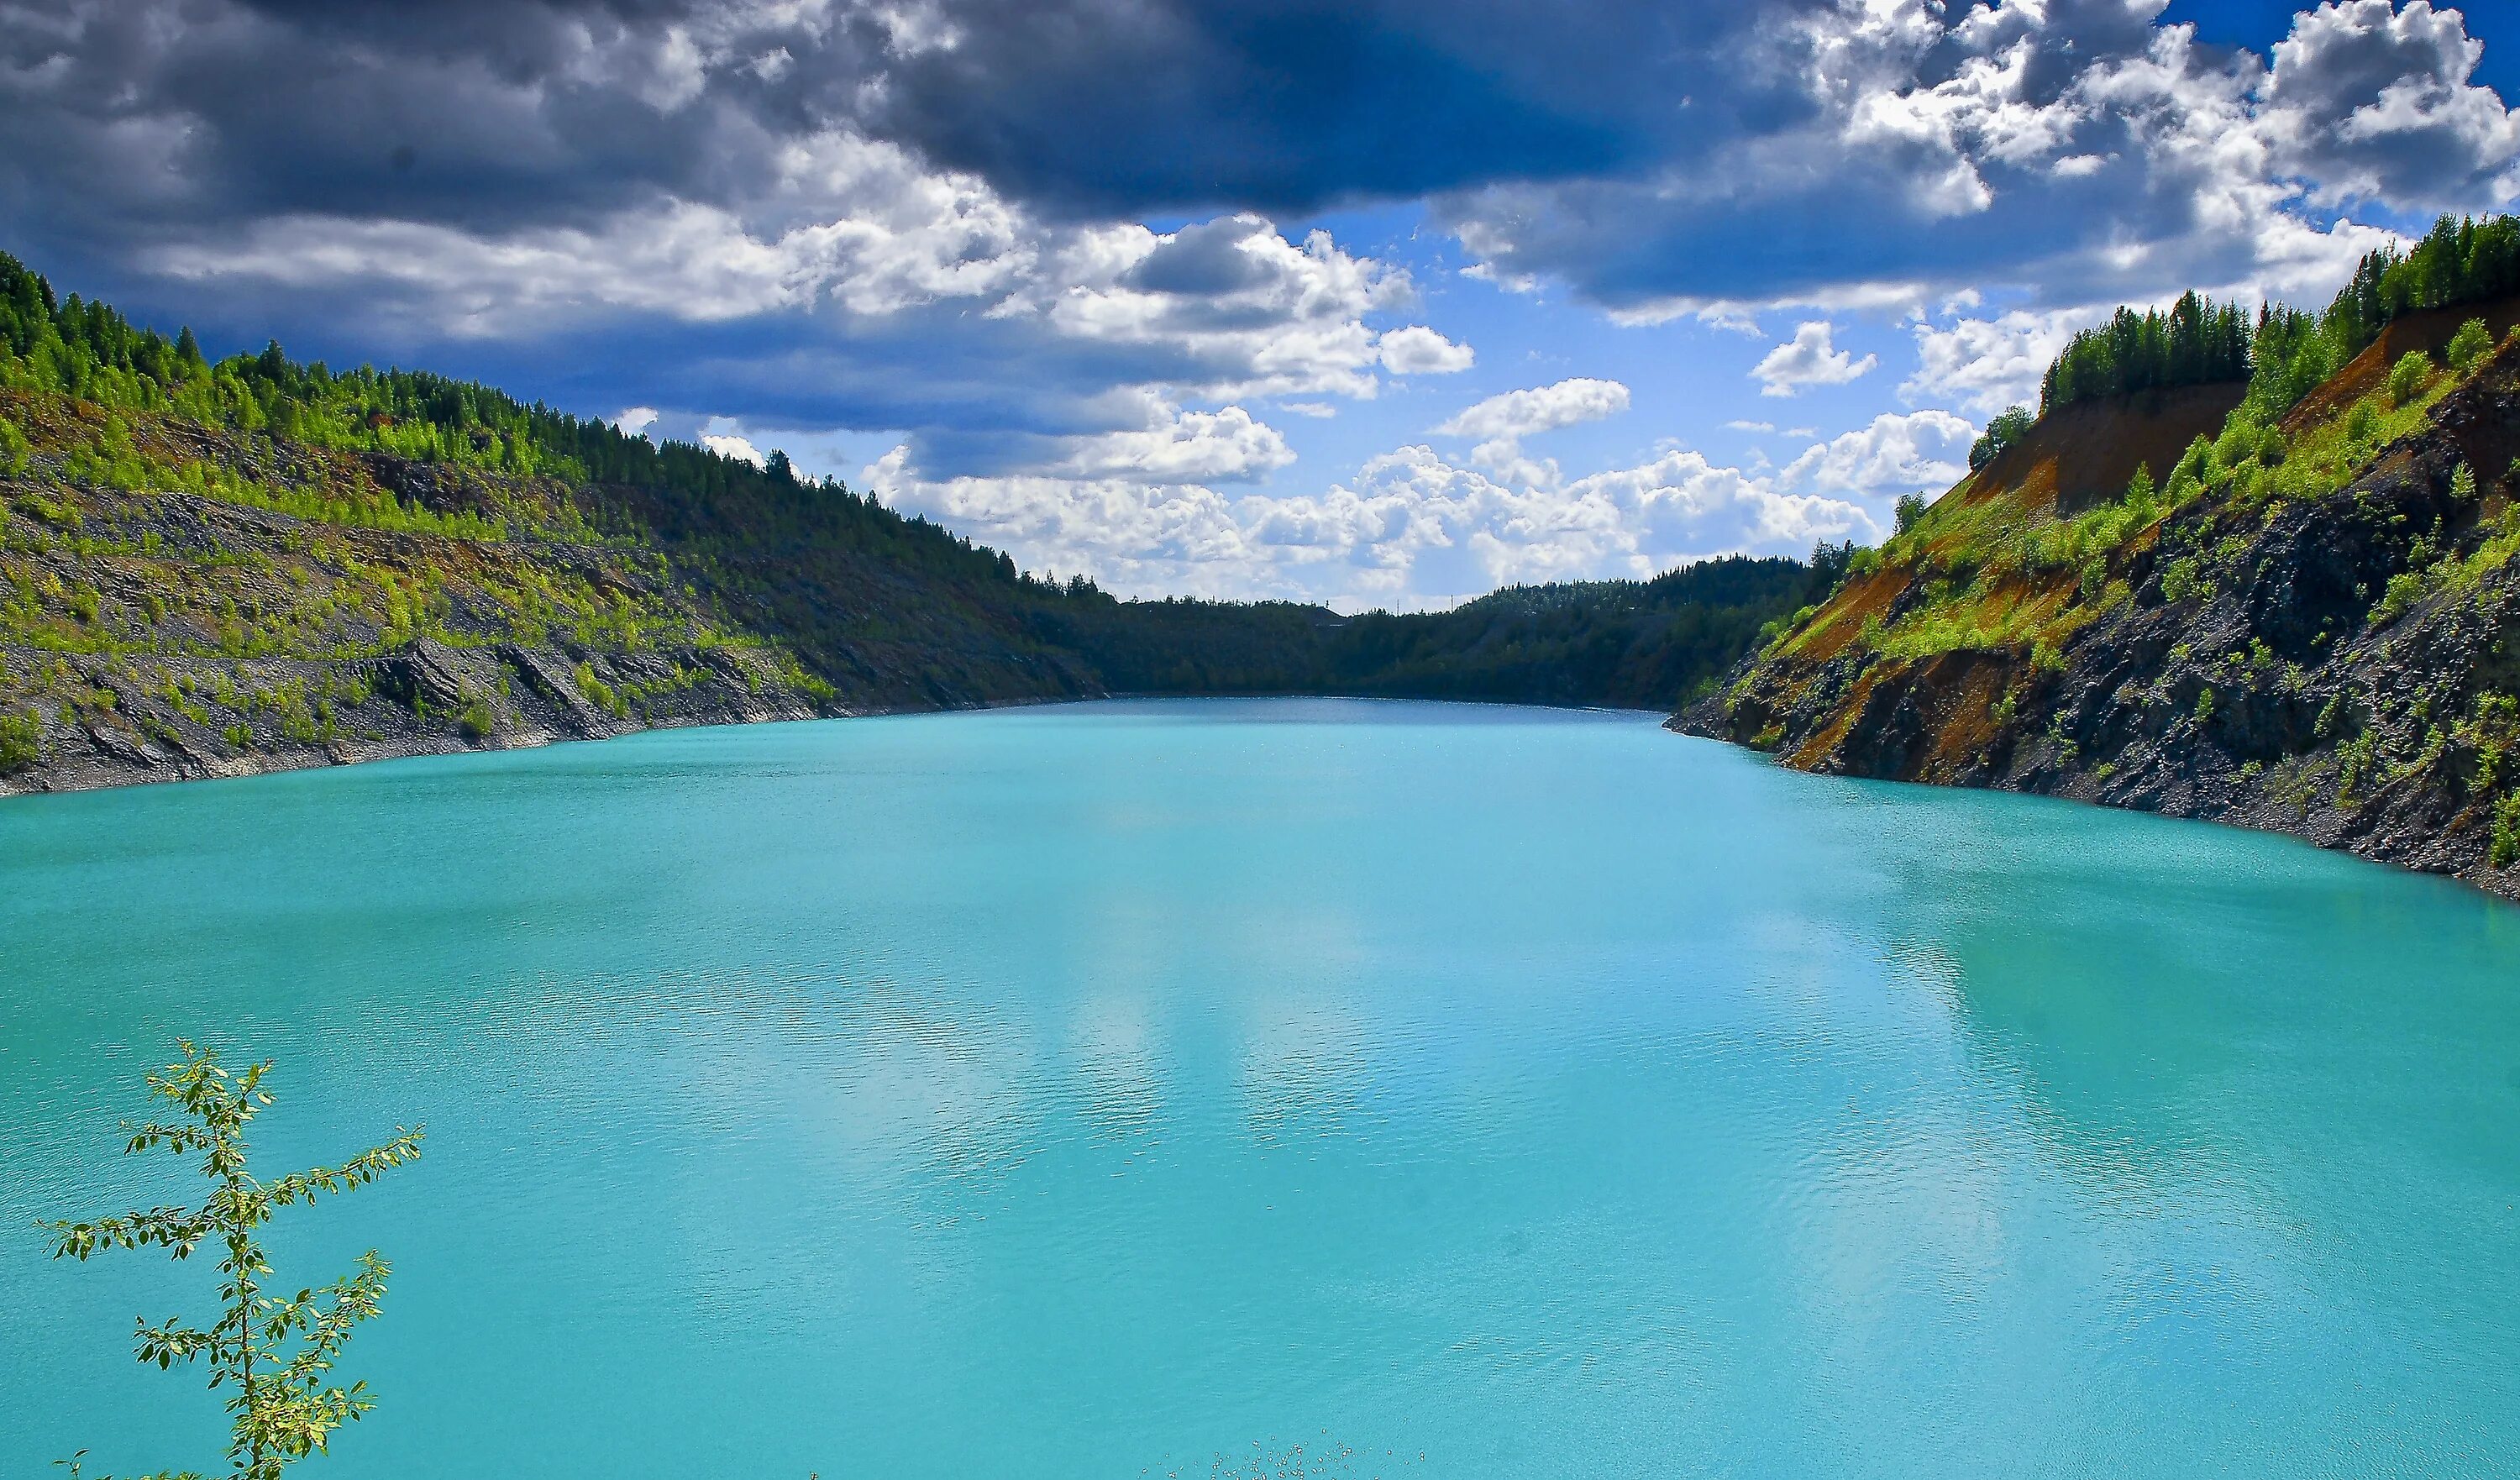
[1682,302,2520,900]
[0,391,1102,795]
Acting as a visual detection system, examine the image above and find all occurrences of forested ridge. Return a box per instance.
[0,251,1825,790]
[2029,215,2520,417]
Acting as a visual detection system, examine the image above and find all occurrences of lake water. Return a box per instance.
[4,699,2517,1477]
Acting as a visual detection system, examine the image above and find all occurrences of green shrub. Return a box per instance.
[2076,553,2110,601]
[2480,695,2520,796]
[1893,492,1930,537]
[2346,401,2380,443]
[2452,461,2478,503]
[2388,350,2435,407]
[2336,728,2379,806]
[2492,793,2520,869]
[456,695,497,739]
[0,414,28,475]
[2159,555,2208,605]
[2447,318,2494,372]
[2373,569,2428,625]
[2213,417,2260,468]
[573,660,625,716]
[0,707,41,772]
[14,487,78,528]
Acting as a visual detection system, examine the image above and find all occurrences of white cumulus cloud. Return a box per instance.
[1436,377,1633,442]
[1432,377,1633,489]
[701,433,765,467]
[1754,322,1879,397]
[1902,309,2091,415]
[867,423,1896,610]
[1439,0,2519,327]
[2260,0,2520,211]
[1781,411,1977,496]
[1377,324,1476,375]
[1034,402,1294,483]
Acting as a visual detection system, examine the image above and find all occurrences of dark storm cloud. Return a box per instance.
[152,255,1329,447]
[0,0,787,245]
[5,0,2519,458]
[844,0,1830,218]
[10,0,2516,317]
[0,0,1836,248]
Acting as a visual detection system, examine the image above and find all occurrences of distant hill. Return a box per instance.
[1681,214,2520,900]
[0,252,1825,794]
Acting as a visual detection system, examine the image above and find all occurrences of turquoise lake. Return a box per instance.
[5,698,2519,1477]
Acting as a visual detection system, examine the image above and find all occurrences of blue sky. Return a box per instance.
[5,1,2518,608]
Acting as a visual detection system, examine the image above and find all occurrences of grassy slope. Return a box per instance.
[1685,300,2520,898]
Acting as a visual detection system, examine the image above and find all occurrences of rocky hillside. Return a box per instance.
[1682,297,2520,901]
[0,253,1828,797]
[0,388,1094,794]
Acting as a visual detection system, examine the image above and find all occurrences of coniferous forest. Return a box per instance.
[2040,215,2520,415]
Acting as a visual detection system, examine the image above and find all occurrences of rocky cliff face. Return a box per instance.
[1680,307,2520,901]
[3,625,835,796]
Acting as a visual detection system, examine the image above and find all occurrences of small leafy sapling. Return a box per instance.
[2388,350,2435,407]
[2446,318,2493,374]
[43,1042,424,1480]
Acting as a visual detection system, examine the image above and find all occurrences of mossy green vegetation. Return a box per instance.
[2492,791,2520,869]
[0,703,39,770]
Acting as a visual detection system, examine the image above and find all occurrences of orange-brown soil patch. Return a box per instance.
[1790,660,1885,768]
[1787,564,1908,665]
[1909,651,2017,779]
[1971,384,2244,517]
[2286,293,2520,429]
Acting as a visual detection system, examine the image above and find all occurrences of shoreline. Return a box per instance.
[1667,712,2520,905]
[24,678,2501,908]
[0,685,1672,802]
